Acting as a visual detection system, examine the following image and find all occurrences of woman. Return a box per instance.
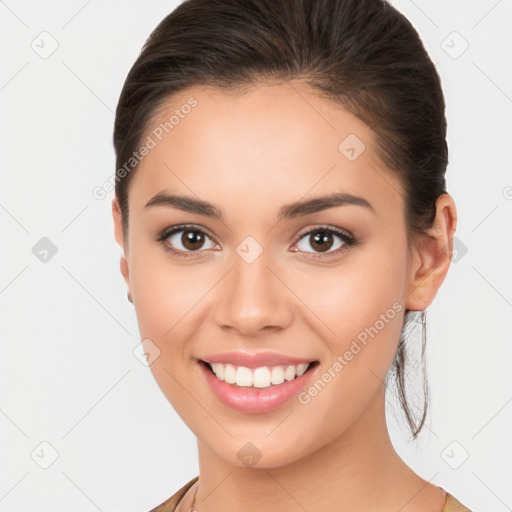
[111,0,471,510]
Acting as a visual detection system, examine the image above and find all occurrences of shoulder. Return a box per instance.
[442,492,473,512]
[148,476,199,512]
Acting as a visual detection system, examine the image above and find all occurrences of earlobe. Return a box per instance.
[120,255,130,287]
[405,193,457,311]
[111,197,132,292]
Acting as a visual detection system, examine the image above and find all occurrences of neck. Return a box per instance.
[193,387,445,512]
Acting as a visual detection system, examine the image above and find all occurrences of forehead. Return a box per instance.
[128,82,404,221]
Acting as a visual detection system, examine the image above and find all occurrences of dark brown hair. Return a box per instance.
[113,0,448,439]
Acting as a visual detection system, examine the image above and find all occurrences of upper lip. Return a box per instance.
[200,351,316,369]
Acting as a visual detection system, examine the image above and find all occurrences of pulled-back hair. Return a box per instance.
[113,0,448,438]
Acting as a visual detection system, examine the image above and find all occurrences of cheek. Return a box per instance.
[300,235,406,329]
[127,247,223,412]
[293,234,409,384]
[128,250,211,419]
[289,257,407,448]
[128,244,212,337]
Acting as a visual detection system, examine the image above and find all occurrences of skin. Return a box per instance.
[112,82,457,512]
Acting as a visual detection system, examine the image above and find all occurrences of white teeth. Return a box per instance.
[296,363,309,377]
[235,366,253,387]
[284,365,296,381]
[253,367,271,388]
[207,361,312,389]
[271,366,285,385]
[211,362,224,380]
[224,363,236,384]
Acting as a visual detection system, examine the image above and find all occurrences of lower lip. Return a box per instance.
[198,361,317,413]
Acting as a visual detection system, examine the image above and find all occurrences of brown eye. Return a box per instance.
[181,230,206,250]
[308,230,335,252]
[293,226,355,257]
[158,225,218,255]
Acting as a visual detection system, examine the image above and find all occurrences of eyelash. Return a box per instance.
[156,223,359,260]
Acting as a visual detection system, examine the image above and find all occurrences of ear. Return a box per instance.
[405,193,457,311]
[112,197,131,292]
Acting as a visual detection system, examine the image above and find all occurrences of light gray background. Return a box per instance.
[1,1,511,511]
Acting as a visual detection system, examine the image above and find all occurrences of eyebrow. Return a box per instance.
[144,191,375,221]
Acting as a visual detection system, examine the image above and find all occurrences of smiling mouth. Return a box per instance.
[200,360,320,389]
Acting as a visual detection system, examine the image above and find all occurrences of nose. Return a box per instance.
[214,249,293,337]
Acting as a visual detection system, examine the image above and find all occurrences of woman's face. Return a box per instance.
[113,82,420,467]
